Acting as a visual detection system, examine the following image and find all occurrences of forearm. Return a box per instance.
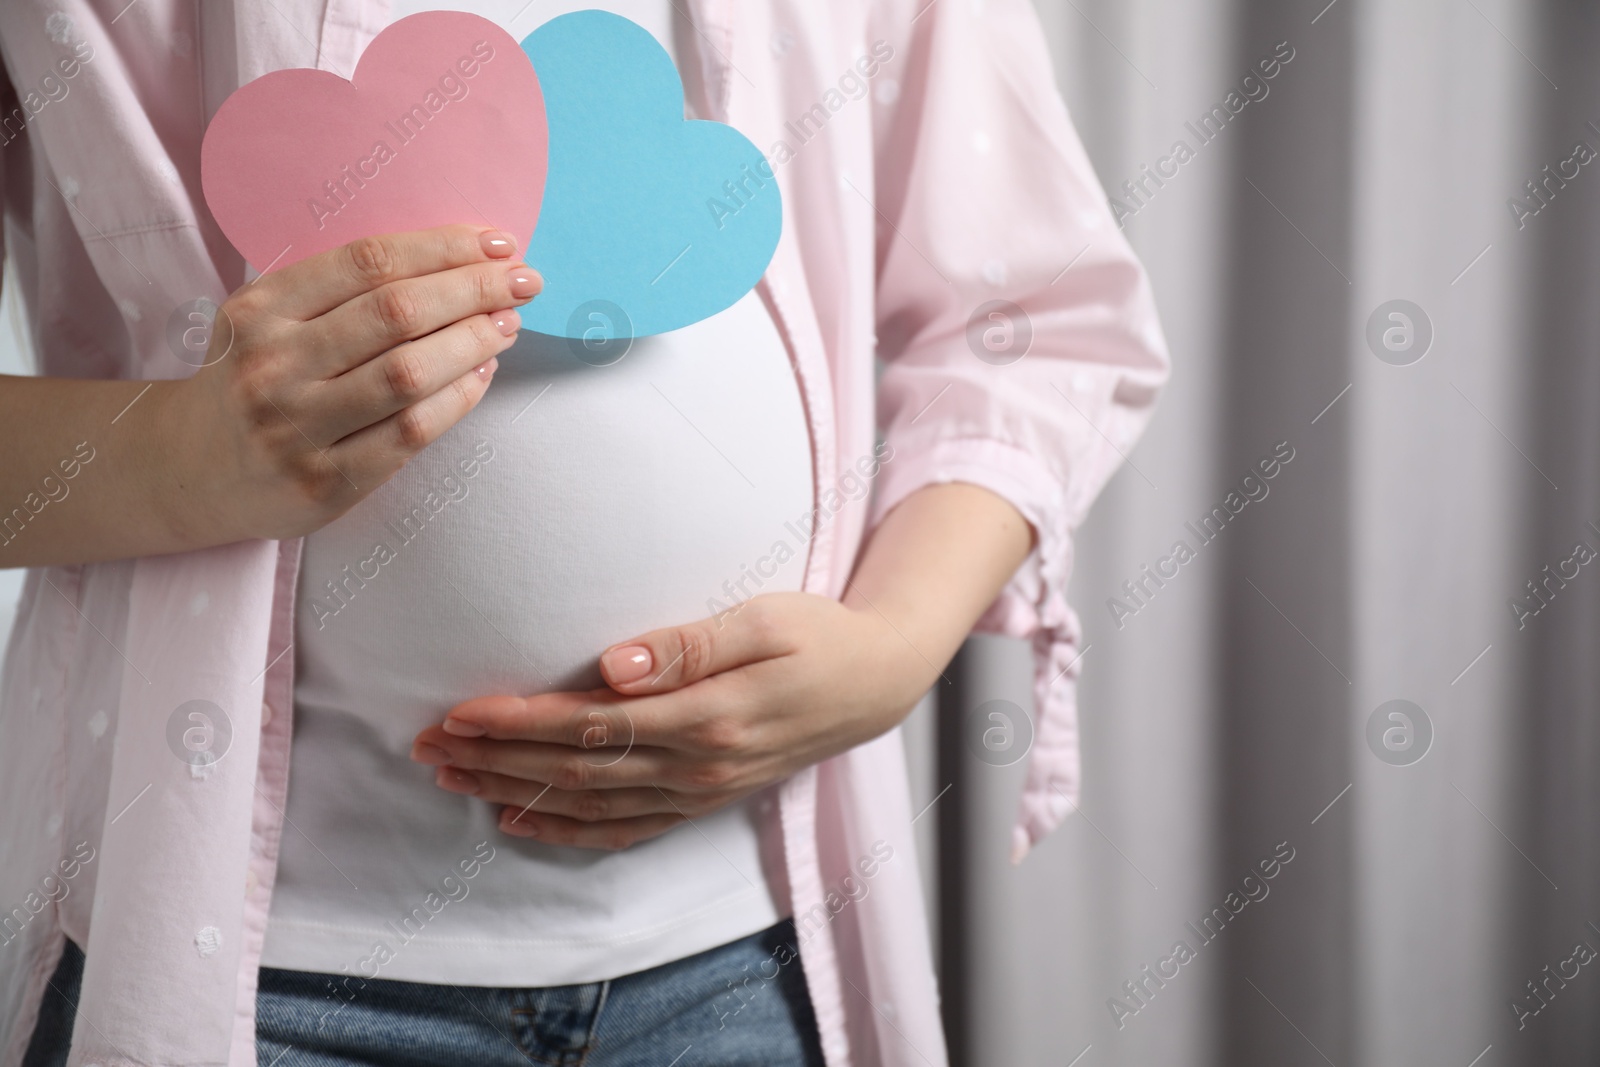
[0,227,535,571]
[0,374,198,569]
[842,481,1035,691]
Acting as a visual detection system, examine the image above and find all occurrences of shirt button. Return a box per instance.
[260,701,273,726]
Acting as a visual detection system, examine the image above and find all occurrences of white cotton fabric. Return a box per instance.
[261,6,814,980]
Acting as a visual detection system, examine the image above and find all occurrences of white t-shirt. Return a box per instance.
[261,0,813,986]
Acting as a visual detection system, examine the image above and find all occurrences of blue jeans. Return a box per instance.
[25,921,825,1067]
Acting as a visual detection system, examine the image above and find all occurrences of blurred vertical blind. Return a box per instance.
[934,0,1600,1063]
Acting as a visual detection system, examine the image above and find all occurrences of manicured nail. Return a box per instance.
[410,742,452,766]
[443,717,488,738]
[436,767,480,795]
[507,266,542,302]
[602,645,653,685]
[502,812,538,838]
[490,308,520,337]
[480,230,517,258]
[473,357,498,382]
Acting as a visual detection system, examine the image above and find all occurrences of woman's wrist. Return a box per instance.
[834,483,1034,733]
[0,376,207,567]
[844,482,1033,673]
[139,377,232,554]
[837,600,936,730]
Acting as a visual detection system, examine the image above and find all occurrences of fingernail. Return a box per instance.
[436,767,480,795]
[480,230,517,258]
[502,812,539,838]
[443,717,488,738]
[490,308,521,337]
[602,645,653,685]
[410,742,453,766]
[473,357,498,382]
[507,266,542,302]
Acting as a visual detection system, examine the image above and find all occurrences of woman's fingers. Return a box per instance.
[597,595,798,695]
[326,353,501,485]
[442,690,642,746]
[250,225,520,323]
[307,309,519,441]
[433,768,722,823]
[303,258,541,378]
[410,729,684,791]
[497,809,687,851]
[438,676,762,762]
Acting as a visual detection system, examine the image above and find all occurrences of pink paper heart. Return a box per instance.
[202,12,546,275]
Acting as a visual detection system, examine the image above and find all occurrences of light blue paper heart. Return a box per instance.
[518,11,782,342]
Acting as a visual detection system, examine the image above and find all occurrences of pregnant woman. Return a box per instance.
[0,1,1167,1065]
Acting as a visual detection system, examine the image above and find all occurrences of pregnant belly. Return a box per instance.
[294,291,814,750]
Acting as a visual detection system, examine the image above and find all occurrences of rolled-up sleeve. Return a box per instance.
[866,0,1170,860]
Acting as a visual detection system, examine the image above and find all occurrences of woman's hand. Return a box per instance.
[410,483,1036,850]
[0,223,540,566]
[411,592,932,849]
[156,224,539,547]
[0,224,542,568]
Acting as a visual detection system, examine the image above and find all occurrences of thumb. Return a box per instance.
[598,597,787,695]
